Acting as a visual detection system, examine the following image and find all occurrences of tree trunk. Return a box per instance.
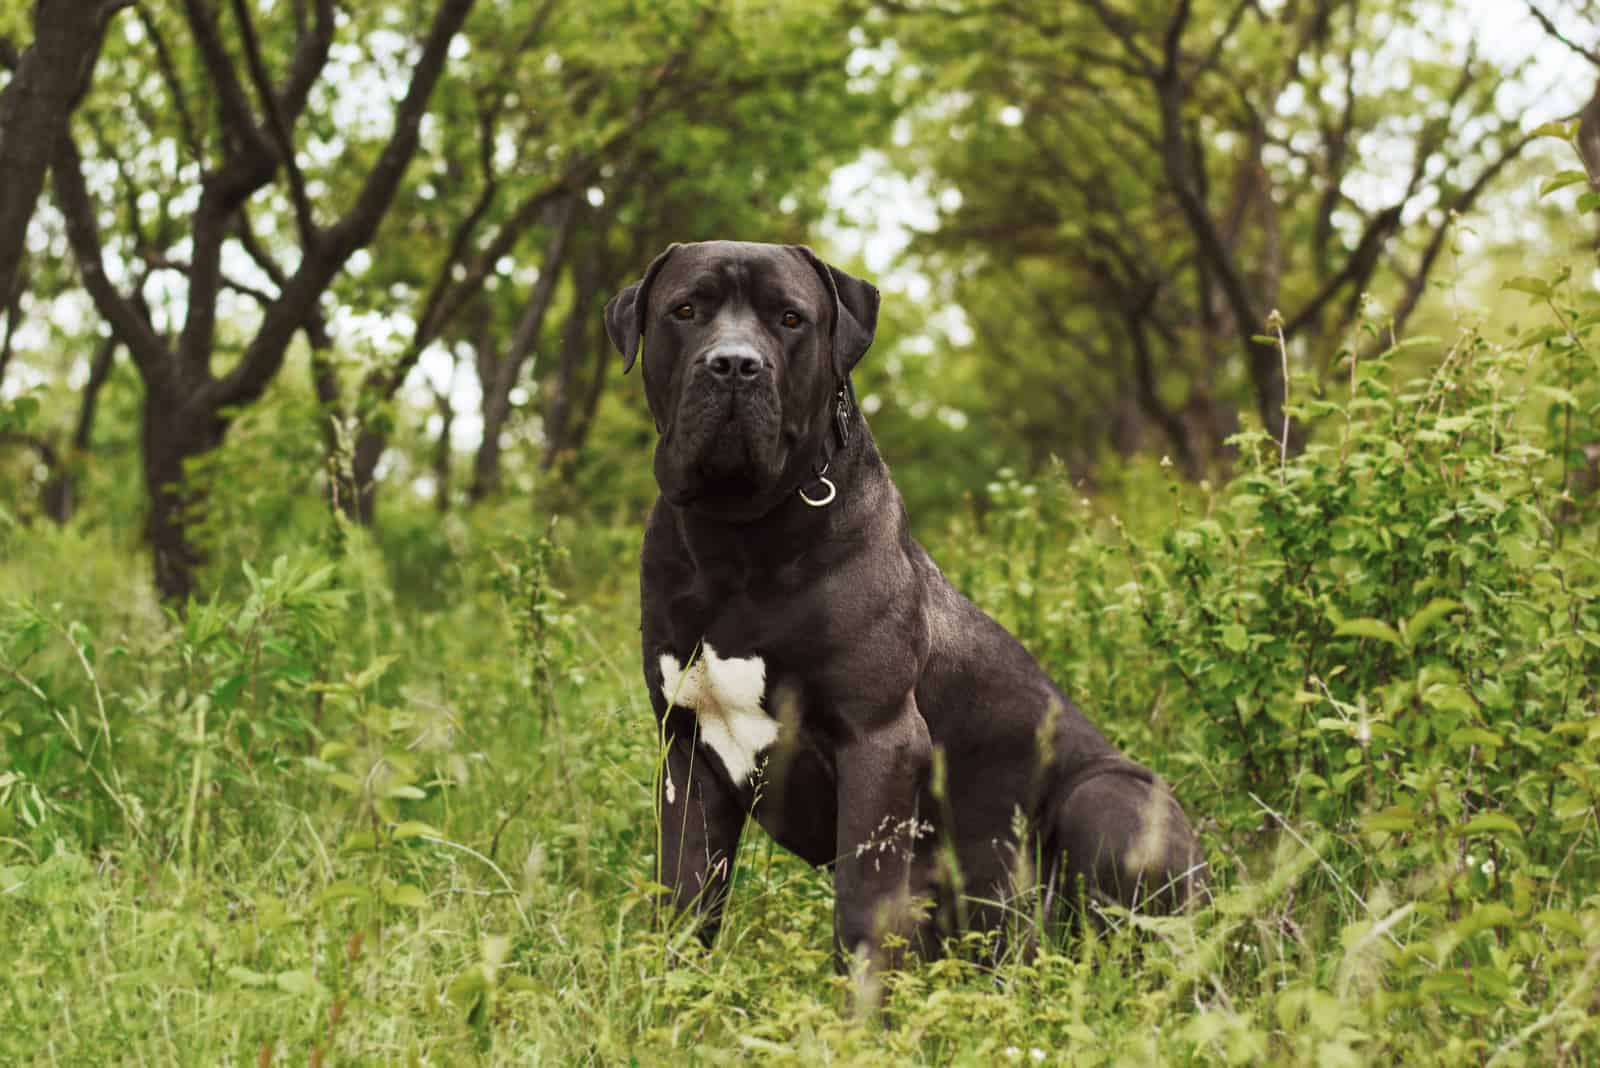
[564,311,614,461]
[38,334,120,523]
[541,249,600,471]
[348,428,382,526]
[0,0,123,313]
[469,196,578,502]
[432,388,454,512]
[142,388,224,603]
[0,265,22,387]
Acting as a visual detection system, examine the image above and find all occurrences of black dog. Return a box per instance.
[606,241,1204,971]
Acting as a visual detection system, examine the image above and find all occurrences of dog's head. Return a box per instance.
[605,241,878,521]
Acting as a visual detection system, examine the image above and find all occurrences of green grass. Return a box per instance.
[1,501,1592,1067]
[6,306,1600,1063]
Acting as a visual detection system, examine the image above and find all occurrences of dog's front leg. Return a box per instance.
[832,693,934,975]
[657,706,747,946]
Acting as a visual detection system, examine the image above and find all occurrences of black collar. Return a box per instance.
[797,376,856,506]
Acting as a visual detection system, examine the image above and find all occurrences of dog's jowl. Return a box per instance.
[605,240,1206,973]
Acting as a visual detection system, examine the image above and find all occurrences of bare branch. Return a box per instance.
[0,0,124,324]
[1081,0,1158,75]
[1283,204,1402,339]
[1390,129,1537,338]
[52,135,173,384]
[137,3,201,162]
[381,111,659,401]
[1312,32,1359,272]
[1161,0,1193,81]
[228,0,319,246]
[275,0,335,122]
[472,194,579,498]
[1524,2,1600,66]
[1191,0,1260,83]
[178,0,273,168]
[73,335,121,451]
[211,0,478,411]
[138,248,280,306]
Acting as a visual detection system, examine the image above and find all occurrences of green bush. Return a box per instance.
[4,150,1600,1067]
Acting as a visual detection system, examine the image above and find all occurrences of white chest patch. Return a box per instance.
[659,643,777,783]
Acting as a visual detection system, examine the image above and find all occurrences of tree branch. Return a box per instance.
[1390,129,1537,338]
[73,334,120,450]
[1191,0,1259,84]
[1161,0,1192,82]
[210,0,478,410]
[178,0,272,168]
[228,0,319,247]
[1283,204,1403,339]
[136,2,202,162]
[1081,0,1158,75]
[0,270,21,386]
[274,0,336,122]
[1524,2,1600,66]
[0,0,125,326]
[51,134,173,386]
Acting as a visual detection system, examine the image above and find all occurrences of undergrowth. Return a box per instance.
[3,137,1600,1064]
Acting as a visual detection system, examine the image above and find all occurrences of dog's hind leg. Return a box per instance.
[1046,759,1207,919]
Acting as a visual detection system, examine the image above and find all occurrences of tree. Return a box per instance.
[52,0,476,600]
[1524,2,1600,188]
[0,0,128,335]
[879,0,1538,474]
[320,1,893,517]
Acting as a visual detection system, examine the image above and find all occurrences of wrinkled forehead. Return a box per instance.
[651,242,829,310]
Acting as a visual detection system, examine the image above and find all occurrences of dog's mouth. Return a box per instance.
[661,385,785,497]
[670,471,763,507]
[661,434,793,520]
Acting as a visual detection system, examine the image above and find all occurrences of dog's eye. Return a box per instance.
[672,303,695,321]
[780,311,804,329]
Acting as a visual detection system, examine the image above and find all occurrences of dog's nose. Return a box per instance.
[704,346,767,382]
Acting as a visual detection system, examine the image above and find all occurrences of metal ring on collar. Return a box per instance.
[798,465,837,508]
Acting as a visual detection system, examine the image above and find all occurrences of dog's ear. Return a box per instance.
[604,244,679,373]
[796,247,880,379]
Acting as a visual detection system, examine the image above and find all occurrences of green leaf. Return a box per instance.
[1453,904,1514,940]
[1447,727,1503,750]
[1534,909,1585,938]
[317,881,373,907]
[448,964,490,1019]
[1371,336,1442,360]
[1460,812,1521,838]
[1536,385,1579,408]
[1530,120,1575,140]
[325,772,364,795]
[341,830,377,854]
[1334,618,1404,646]
[350,654,400,691]
[226,966,272,988]
[1219,622,1249,653]
[1501,276,1553,300]
[392,820,441,841]
[383,883,429,909]
[210,674,249,709]
[1403,599,1460,645]
[275,970,324,996]
[1539,170,1591,197]
[319,741,353,762]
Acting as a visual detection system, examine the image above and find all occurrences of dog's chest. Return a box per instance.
[658,642,778,784]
